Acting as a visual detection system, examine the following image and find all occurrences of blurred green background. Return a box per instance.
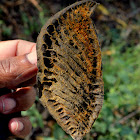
[0,0,140,140]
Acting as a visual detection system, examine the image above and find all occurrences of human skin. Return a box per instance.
[0,40,37,138]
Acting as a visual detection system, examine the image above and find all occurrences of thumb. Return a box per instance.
[0,51,37,88]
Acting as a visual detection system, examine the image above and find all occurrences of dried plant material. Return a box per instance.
[28,0,42,11]
[36,0,104,140]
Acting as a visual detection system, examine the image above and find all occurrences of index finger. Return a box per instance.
[0,40,36,60]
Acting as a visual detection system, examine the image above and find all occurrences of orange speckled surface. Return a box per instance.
[36,1,104,140]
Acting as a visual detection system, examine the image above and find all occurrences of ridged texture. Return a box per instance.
[36,0,104,140]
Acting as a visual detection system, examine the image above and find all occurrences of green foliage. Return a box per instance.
[0,20,12,36]
[21,104,44,129]
[21,12,40,37]
[41,138,55,140]
[53,123,73,140]
[39,5,50,25]
[92,37,140,139]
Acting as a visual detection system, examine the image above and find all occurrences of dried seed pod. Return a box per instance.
[36,0,104,140]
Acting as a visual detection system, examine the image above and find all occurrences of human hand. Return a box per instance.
[0,40,37,139]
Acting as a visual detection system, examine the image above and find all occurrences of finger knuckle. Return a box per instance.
[0,58,16,74]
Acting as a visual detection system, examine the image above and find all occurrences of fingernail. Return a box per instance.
[26,51,37,65]
[1,98,16,113]
[11,121,24,132]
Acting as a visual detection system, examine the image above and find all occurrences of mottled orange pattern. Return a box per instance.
[36,0,104,140]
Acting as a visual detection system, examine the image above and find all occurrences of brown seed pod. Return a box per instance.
[36,0,104,140]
